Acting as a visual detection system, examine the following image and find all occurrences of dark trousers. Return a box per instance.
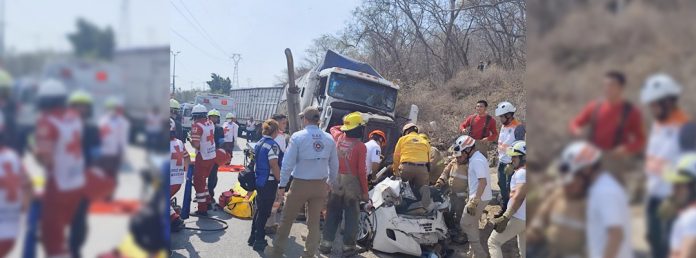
[322,193,360,246]
[498,162,510,212]
[208,164,219,201]
[250,180,278,243]
[647,197,671,258]
[69,198,90,258]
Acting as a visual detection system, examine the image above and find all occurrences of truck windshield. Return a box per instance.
[327,73,397,112]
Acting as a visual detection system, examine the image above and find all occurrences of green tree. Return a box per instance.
[67,18,115,60]
[206,73,232,94]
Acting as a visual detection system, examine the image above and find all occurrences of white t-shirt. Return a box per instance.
[467,151,492,202]
[587,172,633,258]
[508,167,526,220]
[274,133,287,153]
[364,139,382,176]
[222,121,238,143]
[670,206,696,254]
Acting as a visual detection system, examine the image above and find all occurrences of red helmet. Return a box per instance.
[214,149,232,166]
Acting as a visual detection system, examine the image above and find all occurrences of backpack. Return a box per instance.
[467,115,492,139]
[239,146,257,192]
[221,182,257,219]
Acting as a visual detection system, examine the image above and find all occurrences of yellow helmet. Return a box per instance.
[507,141,527,157]
[664,153,696,184]
[340,112,365,131]
[68,90,93,105]
[207,109,221,117]
[0,69,13,90]
[170,99,181,109]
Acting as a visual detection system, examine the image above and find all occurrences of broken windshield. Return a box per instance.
[326,73,397,112]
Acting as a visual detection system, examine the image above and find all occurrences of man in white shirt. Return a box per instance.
[98,97,130,199]
[365,130,385,180]
[664,153,696,258]
[222,113,238,154]
[246,117,256,141]
[452,135,492,258]
[558,141,633,258]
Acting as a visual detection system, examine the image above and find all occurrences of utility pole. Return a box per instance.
[230,53,241,88]
[171,50,181,93]
[0,0,5,59]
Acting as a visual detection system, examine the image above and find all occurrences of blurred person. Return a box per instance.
[265,114,289,234]
[170,98,185,143]
[189,104,216,216]
[0,113,32,257]
[206,109,224,204]
[98,96,130,199]
[558,141,632,258]
[568,70,645,178]
[393,123,432,212]
[494,101,523,217]
[248,119,283,251]
[267,107,338,258]
[246,117,256,141]
[459,100,498,158]
[33,79,86,257]
[641,73,690,258]
[488,141,527,258]
[319,112,369,256]
[0,69,18,153]
[366,130,386,181]
[663,153,696,258]
[145,106,164,150]
[420,133,444,185]
[170,118,190,232]
[221,113,238,154]
[67,90,102,258]
[452,135,492,258]
[434,144,469,243]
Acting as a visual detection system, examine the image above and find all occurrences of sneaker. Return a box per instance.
[247,235,255,246]
[318,240,333,254]
[252,240,268,252]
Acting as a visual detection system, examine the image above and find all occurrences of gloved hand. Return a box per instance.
[465,198,479,215]
[504,163,515,177]
[492,212,511,233]
[658,198,677,222]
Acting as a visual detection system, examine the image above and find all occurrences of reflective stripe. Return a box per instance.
[196,192,208,197]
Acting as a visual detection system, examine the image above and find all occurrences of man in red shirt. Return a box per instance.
[568,71,645,173]
[319,112,369,256]
[460,100,499,157]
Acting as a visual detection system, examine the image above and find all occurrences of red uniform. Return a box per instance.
[170,137,189,221]
[35,109,85,257]
[330,126,368,196]
[190,118,216,212]
[459,114,499,141]
[569,99,645,153]
[0,147,28,257]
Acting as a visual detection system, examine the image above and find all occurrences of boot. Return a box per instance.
[247,234,255,246]
[252,240,268,252]
[318,240,333,254]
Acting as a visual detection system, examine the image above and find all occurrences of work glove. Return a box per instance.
[658,198,677,222]
[504,163,515,177]
[465,198,479,216]
[492,212,512,233]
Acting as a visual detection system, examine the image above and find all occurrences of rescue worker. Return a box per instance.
[67,90,102,258]
[489,141,527,258]
[265,114,290,234]
[453,135,492,258]
[206,109,224,204]
[393,123,432,212]
[267,107,338,258]
[664,153,696,258]
[246,117,256,141]
[189,104,217,215]
[435,145,469,243]
[495,101,523,217]
[145,106,164,150]
[641,73,690,258]
[459,100,498,158]
[366,130,386,181]
[33,79,86,257]
[221,113,238,154]
[558,141,632,258]
[320,112,370,255]
[169,99,185,143]
[98,97,130,199]
[0,69,17,152]
[248,120,283,251]
[170,118,190,232]
[0,113,32,257]
[420,133,445,185]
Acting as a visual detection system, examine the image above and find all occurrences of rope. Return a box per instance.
[182,213,229,232]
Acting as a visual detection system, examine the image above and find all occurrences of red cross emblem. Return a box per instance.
[66,131,82,158]
[171,145,184,166]
[224,127,230,135]
[100,125,111,138]
[206,129,215,144]
[0,162,21,202]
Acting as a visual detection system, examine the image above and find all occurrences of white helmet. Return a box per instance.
[558,141,602,184]
[192,104,207,115]
[641,73,682,104]
[170,118,176,132]
[452,135,476,156]
[495,101,516,116]
[507,140,526,157]
[664,153,696,185]
[37,79,67,98]
[226,113,236,119]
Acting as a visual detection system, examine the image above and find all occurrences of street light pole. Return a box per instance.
[171,50,181,93]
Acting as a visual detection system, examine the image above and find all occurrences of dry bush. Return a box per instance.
[397,66,525,150]
[527,2,696,170]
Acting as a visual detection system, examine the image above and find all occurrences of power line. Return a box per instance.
[170,0,229,57]
[175,0,230,57]
[171,29,226,61]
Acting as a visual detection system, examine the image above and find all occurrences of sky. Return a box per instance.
[3,0,169,53]
[170,0,362,90]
